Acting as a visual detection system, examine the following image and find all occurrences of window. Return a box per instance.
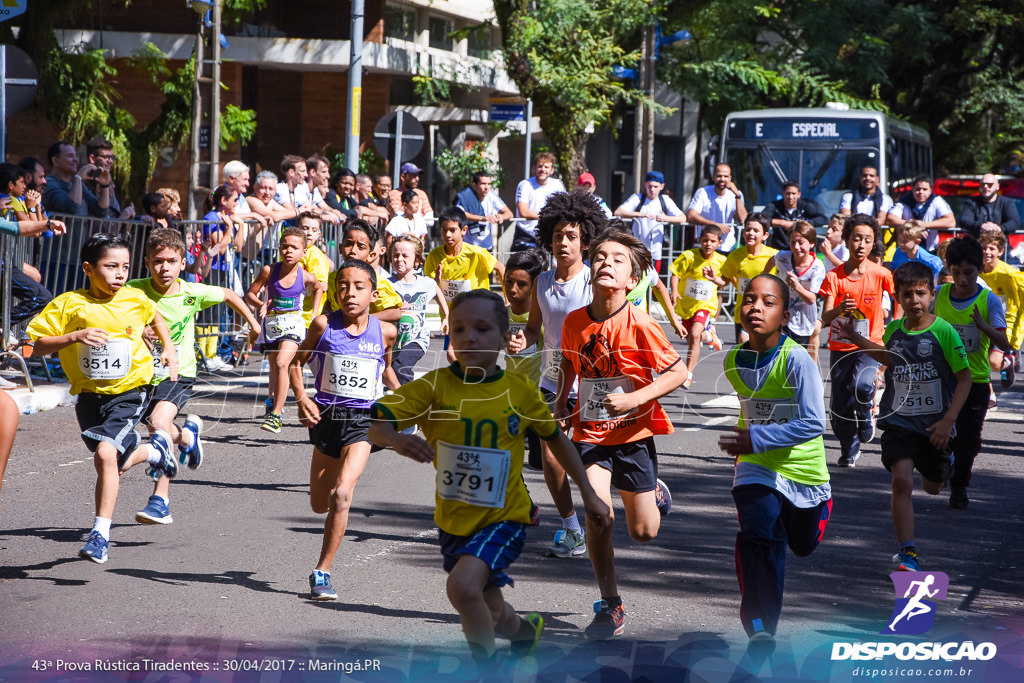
[467,26,493,58]
[385,6,416,42]
[429,16,454,50]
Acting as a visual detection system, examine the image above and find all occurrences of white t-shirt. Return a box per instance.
[390,275,436,351]
[839,191,894,217]
[774,251,827,336]
[687,185,741,252]
[385,214,428,239]
[615,193,683,262]
[888,195,953,250]
[275,182,324,209]
[536,266,592,396]
[515,177,566,237]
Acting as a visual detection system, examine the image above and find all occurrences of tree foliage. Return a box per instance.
[435,142,506,191]
[659,0,1024,174]
[493,0,663,185]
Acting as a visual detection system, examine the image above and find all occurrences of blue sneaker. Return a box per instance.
[655,478,672,516]
[309,570,337,600]
[136,495,173,525]
[178,414,204,470]
[150,430,177,479]
[893,549,920,572]
[79,531,109,564]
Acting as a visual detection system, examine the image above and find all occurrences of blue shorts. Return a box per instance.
[438,520,526,589]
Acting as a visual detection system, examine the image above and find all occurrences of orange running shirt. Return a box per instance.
[561,301,681,444]
[819,260,895,351]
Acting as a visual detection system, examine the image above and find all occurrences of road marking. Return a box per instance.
[700,393,740,410]
[681,416,733,432]
[345,527,439,566]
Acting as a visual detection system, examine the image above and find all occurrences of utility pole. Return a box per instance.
[346,0,364,173]
[188,0,223,219]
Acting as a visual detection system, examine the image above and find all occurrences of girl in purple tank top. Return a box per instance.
[245,227,325,433]
[288,259,398,601]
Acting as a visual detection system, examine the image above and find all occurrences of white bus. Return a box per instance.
[713,106,932,216]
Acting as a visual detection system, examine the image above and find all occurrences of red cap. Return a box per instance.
[577,172,596,186]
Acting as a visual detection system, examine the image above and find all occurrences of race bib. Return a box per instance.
[435,441,511,508]
[542,348,564,381]
[508,323,537,357]
[831,315,869,341]
[151,343,185,379]
[579,375,635,423]
[950,323,981,354]
[740,396,797,426]
[80,339,131,380]
[264,312,305,342]
[440,279,471,302]
[893,379,942,416]
[685,278,715,301]
[322,354,379,401]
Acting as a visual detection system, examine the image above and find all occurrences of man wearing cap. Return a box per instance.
[577,172,612,218]
[455,171,513,250]
[614,170,686,271]
[389,162,434,220]
[686,163,747,252]
[513,152,566,251]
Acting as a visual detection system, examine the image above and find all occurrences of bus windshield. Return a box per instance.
[725,145,880,215]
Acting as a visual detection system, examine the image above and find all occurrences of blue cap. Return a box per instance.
[400,162,422,174]
[645,171,665,184]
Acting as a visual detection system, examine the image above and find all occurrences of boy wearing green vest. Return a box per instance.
[841,261,971,572]
[935,236,1011,510]
[719,274,832,643]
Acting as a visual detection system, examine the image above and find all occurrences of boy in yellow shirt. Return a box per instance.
[27,234,181,564]
[979,231,1022,387]
[706,213,778,344]
[297,212,333,327]
[669,224,726,386]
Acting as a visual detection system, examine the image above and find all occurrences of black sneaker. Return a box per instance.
[836,451,859,468]
[584,599,625,640]
[510,612,544,657]
[950,487,969,509]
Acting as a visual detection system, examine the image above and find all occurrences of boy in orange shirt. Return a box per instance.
[820,214,901,467]
[555,230,690,640]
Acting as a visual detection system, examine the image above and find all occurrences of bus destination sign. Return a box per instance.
[729,118,876,140]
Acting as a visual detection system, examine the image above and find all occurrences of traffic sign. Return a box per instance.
[489,97,525,122]
[373,111,424,162]
[0,1,27,24]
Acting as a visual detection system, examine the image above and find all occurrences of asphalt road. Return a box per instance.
[1,328,1022,682]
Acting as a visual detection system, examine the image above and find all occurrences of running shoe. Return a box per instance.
[859,414,876,444]
[949,486,969,509]
[749,629,775,643]
[79,531,109,564]
[510,612,544,657]
[682,376,693,390]
[892,548,920,572]
[261,411,283,434]
[546,528,586,558]
[988,389,998,410]
[1001,356,1015,388]
[150,430,177,479]
[585,599,625,640]
[709,329,723,352]
[529,503,540,526]
[836,450,859,468]
[309,570,337,600]
[179,414,204,470]
[136,495,173,525]
[655,478,672,516]
[263,397,274,416]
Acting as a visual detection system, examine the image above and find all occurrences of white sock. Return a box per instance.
[178,426,195,451]
[93,517,112,540]
[155,495,169,506]
[561,513,581,533]
[145,443,164,466]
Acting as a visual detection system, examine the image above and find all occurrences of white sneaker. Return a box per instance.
[0,375,17,389]
[204,357,229,372]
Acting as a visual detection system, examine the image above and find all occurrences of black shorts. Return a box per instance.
[577,436,658,493]
[784,327,812,346]
[308,403,372,459]
[76,387,150,464]
[262,337,302,352]
[880,426,953,485]
[541,387,577,415]
[143,377,195,420]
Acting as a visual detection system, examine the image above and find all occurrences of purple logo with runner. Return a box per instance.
[882,571,949,635]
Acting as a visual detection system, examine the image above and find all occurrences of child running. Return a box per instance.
[504,249,548,470]
[297,212,333,327]
[669,224,726,386]
[27,233,181,563]
[704,213,778,344]
[839,262,970,570]
[890,221,944,282]
[369,289,611,662]
[763,221,826,363]
[556,230,689,640]
[979,232,1021,388]
[935,235,1012,509]
[128,228,260,524]
[506,190,603,558]
[819,214,849,269]
[247,226,324,433]
[819,214,899,467]
[329,220,404,323]
[290,260,399,600]
[389,233,449,385]
[718,274,832,642]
